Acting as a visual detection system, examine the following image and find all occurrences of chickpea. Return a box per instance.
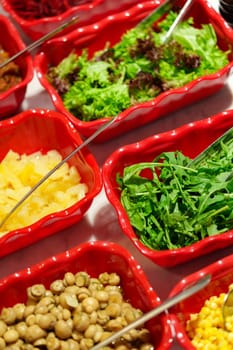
[1,307,16,325]
[88,279,103,292]
[94,290,109,303]
[73,313,90,332]
[37,296,55,309]
[96,310,109,325]
[93,325,104,343]
[89,311,97,325]
[24,305,35,318]
[34,304,48,315]
[106,319,123,332]
[51,307,63,320]
[0,270,154,350]
[63,272,75,286]
[108,273,121,286]
[105,303,121,318]
[24,324,47,343]
[46,333,60,350]
[54,320,72,340]
[50,280,65,294]
[65,286,80,295]
[15,321,28,338]
[27,284,46,301]
[33,337,47,347]
[3,328,19,343]
[62,309,71,321]
[13,303,25,320]
[108,291,123,304]
[75,272,90,287]
[81,297,99,313]
[0,320,7,337]
[79,338,93,350]
[68,338,80,350]
[76,287,91,302]
[59,292,78,309]
[36,313,56,330]
[0,337,5,350]
[84,324,98,339]
[26,314,36,326]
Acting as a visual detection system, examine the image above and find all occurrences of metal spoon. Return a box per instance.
[0,16,79,69]
[222,287,233,330]
[0,0,193,229]
[90,274,211,350]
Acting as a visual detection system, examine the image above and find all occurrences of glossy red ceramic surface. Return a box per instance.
[0,14,33,118]
[34,0,233,142]
[168,254,233,349]
[102,110,233,267]
[0,240,173,349]
[1,0,146,41]
[0,108,102,257]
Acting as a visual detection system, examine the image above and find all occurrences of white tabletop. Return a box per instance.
[1,1,232,348]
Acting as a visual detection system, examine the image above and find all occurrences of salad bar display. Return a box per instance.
[1,1,233,349]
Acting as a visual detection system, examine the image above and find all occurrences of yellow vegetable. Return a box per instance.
[0,150,88,234]
[186,286,233,349]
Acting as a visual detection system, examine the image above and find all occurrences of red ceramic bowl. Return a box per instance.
[34,0,233,143]
[1,0,103,41]
[0,14,33,118]
[0,108,102,258]
[102,110,233,267]
[168,254,233,349]
[0,240,173,350]
[1,0,147,41]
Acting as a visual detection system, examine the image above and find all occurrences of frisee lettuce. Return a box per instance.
[47,11,229,121]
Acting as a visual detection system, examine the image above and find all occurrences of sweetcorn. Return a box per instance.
[186,286,233,349]
[0,150,88,234]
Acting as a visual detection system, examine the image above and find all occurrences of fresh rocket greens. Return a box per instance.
[47,11,229,121]
[116,139,233,250]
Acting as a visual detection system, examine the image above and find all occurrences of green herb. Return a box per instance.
[117,140,233,250]
[47,11,229,121]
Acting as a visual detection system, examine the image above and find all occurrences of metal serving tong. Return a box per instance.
[89,274,211,350]
[0,16,79,69]
[0,0,193,229]
[188,126,233,168]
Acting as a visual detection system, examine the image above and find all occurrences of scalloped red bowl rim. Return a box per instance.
[102,110,233,266]
[34,0,233,132]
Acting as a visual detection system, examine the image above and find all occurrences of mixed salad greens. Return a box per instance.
[116,137,233,250]
[47,11,229,122]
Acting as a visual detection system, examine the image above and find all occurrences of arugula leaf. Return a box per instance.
[117,142,233,250]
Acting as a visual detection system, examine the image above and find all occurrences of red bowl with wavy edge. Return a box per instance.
[167,254,233,349]
[102,110,233,267]
[0,240,173,350]
[0,108,102,258]
[0,14,33,118]
[34,0,233,143]
[1,0,148,41]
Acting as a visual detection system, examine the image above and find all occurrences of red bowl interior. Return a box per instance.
[0,240,173,350]
[0,14,33,118]
[102,110,233,267]
[0,108,102,257]
[1,0,105,40]
[34,0,233,142]
[168,254,233,349]
[1,0,147,41]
